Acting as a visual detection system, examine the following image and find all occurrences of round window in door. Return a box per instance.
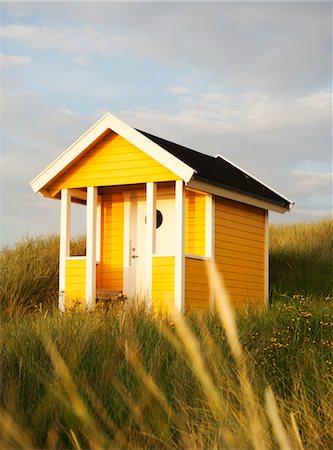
[145,210,163,229]
[156,209,163,229]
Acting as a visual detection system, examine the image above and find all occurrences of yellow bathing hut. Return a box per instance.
[30,112,293,312]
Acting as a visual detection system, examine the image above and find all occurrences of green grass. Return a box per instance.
[0,298,332,448]
[0,234,85,318]
[269,219,333,296]
[0,219,332,448]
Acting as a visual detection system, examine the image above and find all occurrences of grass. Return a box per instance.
[269,219,333,296]
[0,219,332,448]
[0,234,85,318]
[0,295,332,449]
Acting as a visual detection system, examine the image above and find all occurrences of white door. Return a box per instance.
[128,197,146,298]
[155,195,175,255]
[127,194,176,299]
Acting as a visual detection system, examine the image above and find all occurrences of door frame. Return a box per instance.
[122,182,182,305]
[122,190,146,298]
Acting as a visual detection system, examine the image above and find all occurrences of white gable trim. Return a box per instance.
[30,112,196,194]
[187,179,291,213]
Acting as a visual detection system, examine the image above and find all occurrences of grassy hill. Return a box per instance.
[270,219,332,296]
[0,219,332,448]
[0,219,331,316]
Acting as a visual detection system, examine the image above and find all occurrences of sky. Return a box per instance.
[1,1,332,246]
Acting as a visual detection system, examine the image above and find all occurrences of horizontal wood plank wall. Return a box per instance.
[214,197,266,309]
[101,193,124,292]
[152,256,175,313]
[185,257,210,312]
[185,190,206,256]
[49,132,180,191]
[65,258,86,308]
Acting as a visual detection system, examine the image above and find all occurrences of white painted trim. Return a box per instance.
[30,114,110,193]
[30,112,195,194]
[96,195,101,263]
[215,154,294,209]
[174,180,185,313]
[187,179,289,214]
[59,188,71,312]
[265,210,269,306]
[85,186,97,310]
[152,254,175,258]
[122,192,131,296]
[145,182,156,305]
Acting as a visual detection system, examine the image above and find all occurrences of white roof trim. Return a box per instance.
[30,112,196,193]
[188,179,291,213]
[215,153,294,210]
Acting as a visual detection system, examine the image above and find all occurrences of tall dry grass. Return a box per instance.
[0,234,85,318]
[0,292,332,449]
[269,219,333,296]
[0,219,332,448]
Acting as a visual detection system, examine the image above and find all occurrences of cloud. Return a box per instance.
[101,84,331,160]
[1,3,331,93]
[107,2,331,95]
[1,87,331,244]
[72,55,90,66]
[119,87,331,222]
[187,90,330,132]
[0,24,120,64]
[0,89,99,245]
[0,52,32,66]
[168,85,191,95]
[1,2,331,243]
[293,208,332,218]
[292,170,332,186]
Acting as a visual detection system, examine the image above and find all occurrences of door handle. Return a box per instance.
[131,255,139,259]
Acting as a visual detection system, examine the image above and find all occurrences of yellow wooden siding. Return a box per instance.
[214,197,266,309]
[65,258,86,308]
[185,190,206,256]
[101,193,124,291]
[48,132,180,192]
[185,257,210,312]
[152,256,175,313]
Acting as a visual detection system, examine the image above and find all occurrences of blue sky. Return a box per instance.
[1,1,332,246]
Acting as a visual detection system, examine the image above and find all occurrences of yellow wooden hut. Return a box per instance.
[30,112,293,312]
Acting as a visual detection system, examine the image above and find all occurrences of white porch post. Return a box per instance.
[175,180,185,313]
[145,182,156,305]
[96,195,102,263]
[86,186,97,310]
[59,188,71,312]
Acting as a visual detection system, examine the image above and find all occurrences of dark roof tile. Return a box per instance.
[137,129,291,209]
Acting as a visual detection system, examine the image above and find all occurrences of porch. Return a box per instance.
[59,181,214,313]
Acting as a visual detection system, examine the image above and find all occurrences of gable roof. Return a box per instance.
[30,113,195,194]
[138,130,293,211]
[30,112,293,213]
